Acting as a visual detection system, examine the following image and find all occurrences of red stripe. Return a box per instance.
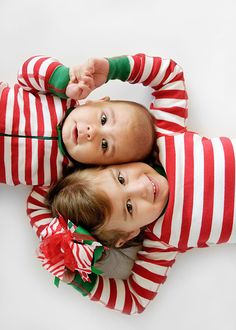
[122,280,133,314]
[157,59,176,88]
[152,89,188,100]
[23,90,32,185]
[131,294,145,314]
[153,117,185,133]
[154,106,187,119]
[178,134,194,250]
[132,54,145,83]
[142,56,162,86]
[160,137,176,243]
[218,138,235,243]
[45,62,62,91]
[106,279,117,309]
[33,56,50,87]
[46,96,59,182]
[11,85,20,184]
[0,86,9,183]
[21,57,38,90]
[198,138,214,246]
[133,264,167,284]
[138,254,176,267]
[90,277,104,301]
[129,54,145,83]
[129,276,157,300]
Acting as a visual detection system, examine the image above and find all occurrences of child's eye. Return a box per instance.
[126,199,133,215]
[118,172,125,185]
[101,139,108,151]
[101,113,107,125]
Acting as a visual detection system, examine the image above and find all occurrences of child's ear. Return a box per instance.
[115,229,140,248]
[85,96,110,105]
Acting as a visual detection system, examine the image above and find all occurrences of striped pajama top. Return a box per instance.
[0,56,74,186]
[27,53,236,314]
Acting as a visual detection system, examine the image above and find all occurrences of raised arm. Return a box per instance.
[67,53,188,135]
[17,56,70,99]
[27,187,178,314]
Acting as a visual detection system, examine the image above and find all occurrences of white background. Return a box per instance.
[1,0,236,329]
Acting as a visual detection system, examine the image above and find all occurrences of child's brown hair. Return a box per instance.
[46,166,143,248]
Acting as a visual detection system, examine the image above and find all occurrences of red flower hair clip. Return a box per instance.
[37,214,105,284]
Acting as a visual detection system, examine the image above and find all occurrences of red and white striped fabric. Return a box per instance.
[27,53,236,314]
[38,215,103,282]
[0,56,72,186]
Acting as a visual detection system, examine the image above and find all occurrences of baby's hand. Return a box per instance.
[66,58,109,100]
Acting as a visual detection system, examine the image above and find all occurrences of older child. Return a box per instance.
[0,56,154,186]
[27,52,236,314]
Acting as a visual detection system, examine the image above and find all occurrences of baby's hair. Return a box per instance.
[46,166,143,248]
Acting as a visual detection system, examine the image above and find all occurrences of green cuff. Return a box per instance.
[107,56,130,82]
[68,272,97,296]
[48,65,70,99]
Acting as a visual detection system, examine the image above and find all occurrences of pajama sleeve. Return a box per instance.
[107,53,189,135]
[17,56,70,99]
[27,186,178,314]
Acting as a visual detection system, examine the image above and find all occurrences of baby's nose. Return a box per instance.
[86,125,97,140]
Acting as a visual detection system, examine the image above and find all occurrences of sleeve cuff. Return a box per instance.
[107,56,130,82]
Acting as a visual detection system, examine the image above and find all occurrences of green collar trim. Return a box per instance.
[57,107,75,160]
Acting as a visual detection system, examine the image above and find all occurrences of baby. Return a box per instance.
[0,55,154,186]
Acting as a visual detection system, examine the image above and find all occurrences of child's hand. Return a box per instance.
[66,58,109,100]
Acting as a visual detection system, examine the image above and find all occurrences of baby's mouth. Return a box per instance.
[73,125,78,144]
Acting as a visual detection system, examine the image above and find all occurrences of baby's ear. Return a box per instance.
[85,96,110,105]
[115,229,140,248]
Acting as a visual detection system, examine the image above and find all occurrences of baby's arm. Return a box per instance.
[27,186,178,314]
[17,56,70,99]
[69,54,188,135]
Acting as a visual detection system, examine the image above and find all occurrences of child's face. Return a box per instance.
[94,162,169,246]
[62,100,154,164]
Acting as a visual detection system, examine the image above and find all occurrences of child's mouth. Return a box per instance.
[147,176,159,202]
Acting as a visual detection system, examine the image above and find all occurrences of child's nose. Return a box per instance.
[129,179,147,199]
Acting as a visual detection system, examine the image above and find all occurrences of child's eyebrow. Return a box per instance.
[108,168,128,222]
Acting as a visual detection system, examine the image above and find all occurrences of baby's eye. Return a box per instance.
[118,172,125,185]
[126,199,133,215]
[101,139,108,151]
[101,113,107,126]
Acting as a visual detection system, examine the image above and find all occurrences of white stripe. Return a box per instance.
[153,97,187,109]
[207,138,225,244]
[187,135,204,246]
[31,139,39,185]
[112,280,126,311]
[163,63,183,85]
[139,56,154,83]
[159,80,186,91]
[127,56,134,79]
[150,108,186,127]
[24,56,42,90]
[168,135,185,246]
[38,57,58,91]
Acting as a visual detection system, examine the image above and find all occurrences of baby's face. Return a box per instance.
[62,100,154,164]
[94,162,169,246]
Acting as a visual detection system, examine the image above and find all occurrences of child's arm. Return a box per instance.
[17,56,70,99]
[27,186,178,314]
[68,54,188,135]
